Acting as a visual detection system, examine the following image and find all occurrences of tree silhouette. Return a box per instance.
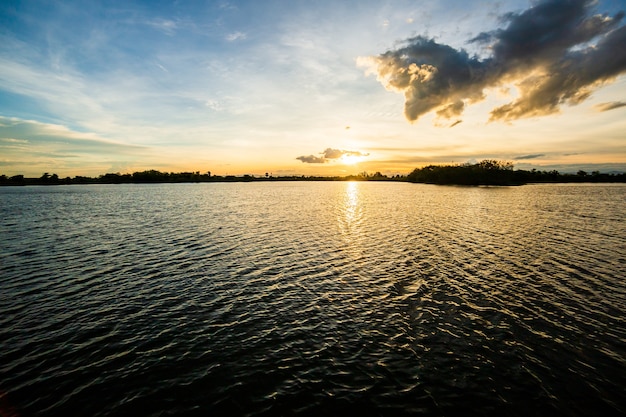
[407,160,519,185]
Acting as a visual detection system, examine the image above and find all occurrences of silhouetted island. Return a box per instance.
[1,160,624,186]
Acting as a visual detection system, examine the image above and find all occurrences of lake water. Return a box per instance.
[1,182,625,416]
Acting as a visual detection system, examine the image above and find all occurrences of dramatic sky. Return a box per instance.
[1,0,625,177]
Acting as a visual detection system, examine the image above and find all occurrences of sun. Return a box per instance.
[340,154,363,165]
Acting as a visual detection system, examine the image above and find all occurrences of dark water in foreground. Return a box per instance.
[1,182,625,416]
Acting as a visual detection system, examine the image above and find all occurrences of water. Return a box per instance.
[1,182,625,416]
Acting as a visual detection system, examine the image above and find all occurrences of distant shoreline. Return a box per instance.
[2,160,625,186]
[2,174,625,186]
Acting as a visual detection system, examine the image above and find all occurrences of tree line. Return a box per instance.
[0,170,401,186]
[1,162,624,186]
[406,160,626,185]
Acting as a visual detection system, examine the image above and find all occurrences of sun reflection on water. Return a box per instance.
[345,182,358,221]
[339,182,363,237]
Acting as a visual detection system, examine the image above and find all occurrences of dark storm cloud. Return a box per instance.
[475,0,623,66]
[595,101,626,111]
[366,36,491,121]
[296,148,369,164]
[362,0,626,123]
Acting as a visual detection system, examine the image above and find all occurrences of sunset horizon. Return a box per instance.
[1,0,625,177]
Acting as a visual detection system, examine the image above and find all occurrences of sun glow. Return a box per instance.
[340,154,364,165]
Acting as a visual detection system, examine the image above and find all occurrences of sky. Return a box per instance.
[1,0,625,177]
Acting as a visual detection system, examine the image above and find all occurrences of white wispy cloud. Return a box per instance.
[226,31,247,41]
[0,116,147,175]
[0,116,142,150]
[146,18,179,35]
[595,101,626,112]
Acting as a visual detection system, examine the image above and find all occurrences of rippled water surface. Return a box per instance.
[1,182,625,416]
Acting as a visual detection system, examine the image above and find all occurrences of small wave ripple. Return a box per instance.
[1,183,625,416]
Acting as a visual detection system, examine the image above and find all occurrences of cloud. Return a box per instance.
[361,0,626,123]
[437,101,465,119]
[0,116,153,175]
[0,116,144,172]
[147,19,179,36]
[296,148,369,163]
[226,31,247,41]
[595,101,626,112]
[513,154,545,160]
[205,99,223,111]
[0,116,142,151]
[296,155,326,163]
[0,138,29,144]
